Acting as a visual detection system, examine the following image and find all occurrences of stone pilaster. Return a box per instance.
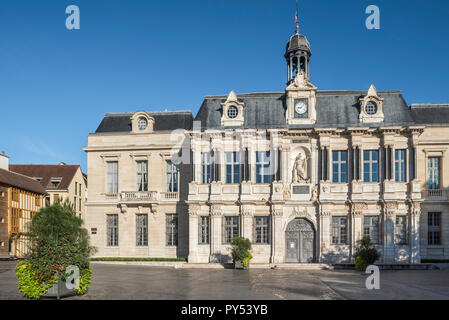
[209,205,223,262]
[240,205,253,242]
[410,202,422,263]
[271,206,284,263]
[187,204,200,263]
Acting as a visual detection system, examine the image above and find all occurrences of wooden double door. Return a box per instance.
[285,218,315,263]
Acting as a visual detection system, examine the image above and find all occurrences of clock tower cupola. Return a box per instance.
[284,4,317,126]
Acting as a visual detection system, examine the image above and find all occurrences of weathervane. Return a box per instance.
[295,0,300,34]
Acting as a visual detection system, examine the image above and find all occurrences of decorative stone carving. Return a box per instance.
[310,186,318,201]
[119,203,127,214]
[283,185,291,200]
[189,204,200,216]
[240,206,253,216]
[210,205,222,216]
[292,150,310,183]
[272,208,283,216]
[351,202,367,216]
[319,209,331,217]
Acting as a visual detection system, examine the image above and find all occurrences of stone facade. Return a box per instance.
[85,26,449,264]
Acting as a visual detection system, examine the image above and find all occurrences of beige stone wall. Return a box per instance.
[85,130,190,258]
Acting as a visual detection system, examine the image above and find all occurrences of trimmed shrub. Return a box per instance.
[16,201,95,299]
[229,237,252,267]
[354,236,380,271]
[90,257,186,262]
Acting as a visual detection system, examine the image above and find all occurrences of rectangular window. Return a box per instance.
[166,161,179,192]
[225,152,241,184]
[254,216,270,244]
[223,216,240,244]
[428,212,441,245]
[395,216,407,245]
[79,198,82,213]
[136,214,148,246]
[107,214,118,246]
[198,216,210,244]
[363,150,379,182]
[256,151,271,184]
[53,194,59,203]
[107,162,118,194]
[428,157,440,190]
[166,214,178,246]
[201,153,211,184]
[364,216,379,244]
[332,151,348,183]
[79,183,82,197]
[332,216,347,244]
[136,161,148,192]
[395,149,406,182]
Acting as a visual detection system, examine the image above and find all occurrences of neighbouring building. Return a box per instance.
[0,152,45,258]
[85,20,449,264]
[10,163,87,219]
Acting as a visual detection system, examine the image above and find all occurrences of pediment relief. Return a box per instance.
[221,91,245,127]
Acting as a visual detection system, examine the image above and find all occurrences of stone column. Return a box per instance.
[188,205,200,263]
[271,206,284,263]
[209,205,223,262]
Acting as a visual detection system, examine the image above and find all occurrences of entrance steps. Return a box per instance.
[273,263,331,270]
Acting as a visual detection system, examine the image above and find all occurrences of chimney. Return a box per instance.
[0,151,9,170]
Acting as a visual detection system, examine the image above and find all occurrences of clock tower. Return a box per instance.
[285,14,317,125]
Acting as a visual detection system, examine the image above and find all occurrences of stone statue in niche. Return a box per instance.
[292,151,310,183]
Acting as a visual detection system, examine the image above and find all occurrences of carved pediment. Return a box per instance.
[286,70,317,92]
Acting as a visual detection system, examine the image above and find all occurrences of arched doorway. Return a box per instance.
[285,218,316,263]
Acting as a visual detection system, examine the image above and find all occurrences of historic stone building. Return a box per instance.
[85,23,449,264]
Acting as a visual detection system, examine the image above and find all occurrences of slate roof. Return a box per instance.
[9,164,82,191]
[95,110,193,133]
[93,92,448,133]
[0,168,46,194]
[194,90,423,130]
[411,104,449,126]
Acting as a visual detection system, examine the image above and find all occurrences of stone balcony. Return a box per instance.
[422,189,449,202]
[104,190,180,203]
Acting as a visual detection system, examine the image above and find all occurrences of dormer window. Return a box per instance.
[227,106,238,119]
[138,117,148,131]
[359,85,385,123]
[365,101,378,115]
[221,91,245,127]
[131,111,154,133]
[48,177,62,189]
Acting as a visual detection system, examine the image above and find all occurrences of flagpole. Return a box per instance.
[295,0,299,34]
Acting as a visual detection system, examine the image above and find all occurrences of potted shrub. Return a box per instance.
[354,236,380,271]
[229,237,252,269]
[16,199,95,299]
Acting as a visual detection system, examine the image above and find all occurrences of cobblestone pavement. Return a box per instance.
[1,261,449,300]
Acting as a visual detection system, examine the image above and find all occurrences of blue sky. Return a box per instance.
[1,0,448,172]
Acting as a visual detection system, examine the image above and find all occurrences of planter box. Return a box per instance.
[234,261,248,270]
[43,280,76,299]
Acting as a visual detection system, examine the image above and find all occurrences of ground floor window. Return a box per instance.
[166,214,178,246]
[254,216,270,244]
[107,214,118,246]
[332,216,347,244]
[199,216,210,244]
[223,216,240,244]
[428,212,441,245]
[136,214,148,246]
[395,216,407,245]
[364,216,379,244]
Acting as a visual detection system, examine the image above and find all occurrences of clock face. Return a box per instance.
[294,99,308,116]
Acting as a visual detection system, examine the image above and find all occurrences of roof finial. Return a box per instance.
[295,0,300,34]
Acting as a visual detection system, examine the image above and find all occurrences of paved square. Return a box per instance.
[1,261,449,300]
